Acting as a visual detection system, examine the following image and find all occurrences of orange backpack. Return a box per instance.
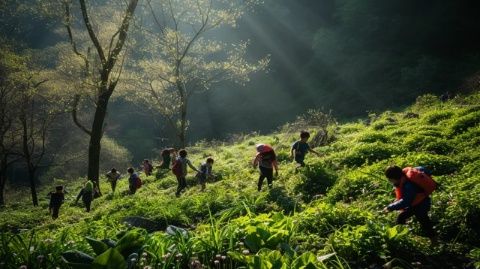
[402,167,437,195]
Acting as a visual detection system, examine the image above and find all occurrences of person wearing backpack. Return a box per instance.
[383,165,437,244]
[253,144,279,191]
[143,159,153,176]
[159,148,176,169]
[127,167,141,194]
[172,149,201,197]
[196,157,215,192]
[105,168,121,193]
[75,179,94,212]
[291,131,321,168]
[48,185,65,219]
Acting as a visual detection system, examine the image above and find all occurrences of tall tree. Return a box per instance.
[17,71,51,207]
[131,0,268,147]
[0,43,23,206]
[62,0,139,192]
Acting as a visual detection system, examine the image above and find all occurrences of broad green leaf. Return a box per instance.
[86,237,109,256]
[92,248,127,269]
[61,250,94,265]
[115,230,144,258]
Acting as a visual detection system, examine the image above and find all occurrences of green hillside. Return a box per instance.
[1,93,480,268]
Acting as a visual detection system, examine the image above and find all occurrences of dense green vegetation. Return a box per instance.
[1,93,480,268]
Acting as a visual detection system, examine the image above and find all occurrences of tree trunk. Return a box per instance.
[0,158,7,206]
[28,166,38,206]
[87,92,111,195]
[179,97,187,148]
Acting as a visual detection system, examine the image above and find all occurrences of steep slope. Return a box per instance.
[1,93,480,268]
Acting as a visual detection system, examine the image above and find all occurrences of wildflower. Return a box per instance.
[36,255,45,263]
[215,254,222,260]
[214,260,220,266]
[242,249,249,255]
[143,266,152,269]
[19,265,27,269]
[221,255,226,260]
[142,252,148,258]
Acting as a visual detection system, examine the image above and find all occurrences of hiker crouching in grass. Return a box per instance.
[172,149,201,197]
[253,144,279,191]
[196,157,215,192]
[383,165,438,245]
[75,179,94,212]
[291,130,321,168]
[48,185,64,219]
[105,168,121,193]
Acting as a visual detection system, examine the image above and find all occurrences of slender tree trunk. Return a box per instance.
[0,158,7,206]
[87,92,111,195]
[179,98,187,148]
[20,112,39,206]
[28,165,38,206]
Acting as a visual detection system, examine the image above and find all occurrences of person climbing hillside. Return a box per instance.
[291,130,321,168]
[253,144,279,191]
[143,159,153,176]
[172,149,201,197]
[159,148,176,170]
[383,165,438,245]
[105,168,121,193]
[48,185,64,219]
[75,179,94,212]
[127,167,142,194]
[196,157,215,192]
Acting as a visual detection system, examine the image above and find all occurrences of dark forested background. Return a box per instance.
[2,0,480,179]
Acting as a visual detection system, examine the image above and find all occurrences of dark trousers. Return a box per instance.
[258,166,273,191]
[51,206,60,219]
[110,180,117,193]
[397,200,435,238]
[129,184,137,195]
[176,176,187,196]
[82,191,93,212]
[295,156,306,167]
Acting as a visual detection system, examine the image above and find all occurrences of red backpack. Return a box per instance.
[403,167,437,195]
[172,159,183,177]
[136,175,142,189]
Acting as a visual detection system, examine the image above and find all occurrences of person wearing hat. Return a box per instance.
[253,144,279,191]
[48,186,65,219]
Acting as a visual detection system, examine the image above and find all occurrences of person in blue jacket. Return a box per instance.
[383,166,437,244]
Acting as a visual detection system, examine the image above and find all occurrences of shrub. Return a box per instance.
[356,131,389,143]
[423,110,454,125]
[296,202,373,237]
[323,222,413,266]
[411,94,440,112]
[326,169,389,205]
[293,161,337,202]
[340,142,400,167]
[403,153,458,175]
[434,175,480,245]
[449,110,480,135]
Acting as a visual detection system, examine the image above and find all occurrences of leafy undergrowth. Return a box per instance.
[1,93,480,268]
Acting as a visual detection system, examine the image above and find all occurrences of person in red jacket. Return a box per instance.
[383,166,437,244]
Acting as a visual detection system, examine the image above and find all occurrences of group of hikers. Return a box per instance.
[48,130,438,244]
